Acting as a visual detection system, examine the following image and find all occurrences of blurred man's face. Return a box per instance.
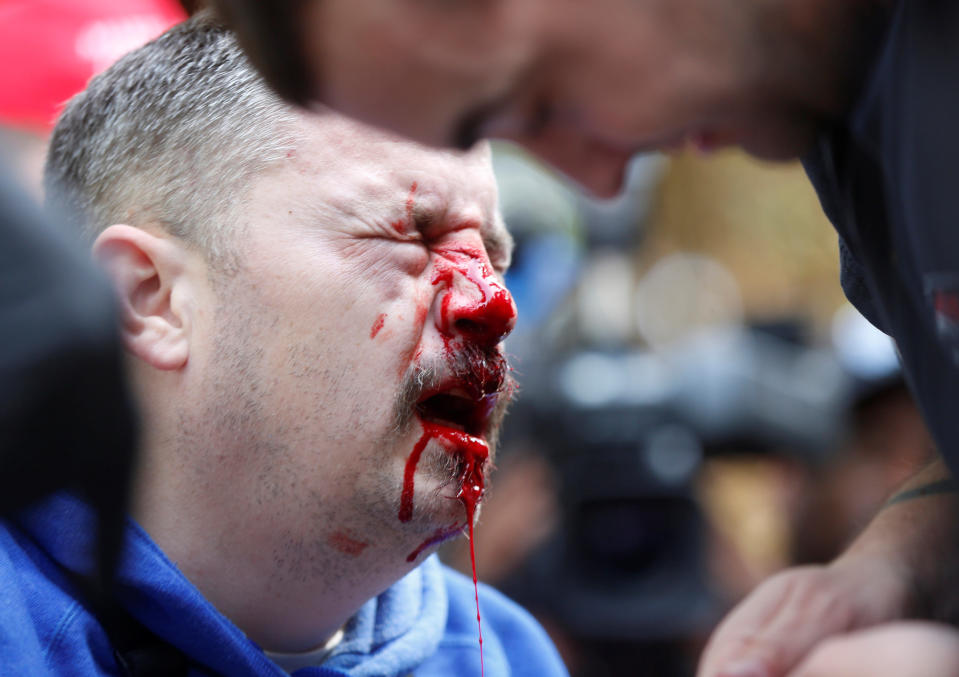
[303,0,820,197]
[182,113,516,578]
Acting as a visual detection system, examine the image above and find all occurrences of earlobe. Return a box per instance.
[93,225,191,371]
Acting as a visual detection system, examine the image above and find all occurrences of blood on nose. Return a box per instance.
[449,284,516,347]
[433,249,517,348]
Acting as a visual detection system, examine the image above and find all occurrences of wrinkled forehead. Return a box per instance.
[294,111,504,231]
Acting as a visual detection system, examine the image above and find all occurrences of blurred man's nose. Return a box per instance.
[526,139,628,198]
[500,125,629,199]
[437,257,517,349]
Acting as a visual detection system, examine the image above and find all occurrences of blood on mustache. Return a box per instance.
[389,343,514,440]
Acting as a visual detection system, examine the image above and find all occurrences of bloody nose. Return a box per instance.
[432,245,518,348]
[434,250,517,348]
[447,281,517,348]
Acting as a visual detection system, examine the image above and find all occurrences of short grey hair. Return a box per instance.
[44,12,300,264]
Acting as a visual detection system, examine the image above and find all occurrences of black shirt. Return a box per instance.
[804,0,959,466]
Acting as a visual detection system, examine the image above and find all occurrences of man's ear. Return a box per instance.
[93,225,194,370]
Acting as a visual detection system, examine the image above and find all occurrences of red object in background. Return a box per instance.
[0,0,187,133]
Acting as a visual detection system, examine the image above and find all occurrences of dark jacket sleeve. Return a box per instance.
[0,164,137,574]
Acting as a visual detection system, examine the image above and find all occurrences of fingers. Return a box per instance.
[697,559,909,677]
[788,622,959,677]
[698,567,857,677]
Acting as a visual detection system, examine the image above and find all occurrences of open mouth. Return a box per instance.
[415,388,499,437]
[400,385,497,525]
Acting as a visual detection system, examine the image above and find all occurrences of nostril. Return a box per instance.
[454,318,485,337]
[454,316,512,347]
[443,283,517,346]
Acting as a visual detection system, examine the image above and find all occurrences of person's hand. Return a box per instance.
[697,555,912,677]
[788,622,959,677]
[699,458,959,677]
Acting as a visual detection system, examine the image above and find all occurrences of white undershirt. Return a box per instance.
[264,628,345,674]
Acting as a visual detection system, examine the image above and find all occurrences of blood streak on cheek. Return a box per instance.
[389,181,419,236]
[370,313,386,339]
[396,298,430,376]
[406,181,418,221]
[413,298,429,327]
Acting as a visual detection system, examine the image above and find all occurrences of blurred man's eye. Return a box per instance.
[455,96,555,149]
[523,97,554,139]
[453,108,492,150]
[451,89,519,149]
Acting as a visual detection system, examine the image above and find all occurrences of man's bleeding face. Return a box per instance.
[388,240,518,559]
[392,308,516,512]
[185,112,516,575]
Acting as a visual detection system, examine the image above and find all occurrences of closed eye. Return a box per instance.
[411,205,435,234]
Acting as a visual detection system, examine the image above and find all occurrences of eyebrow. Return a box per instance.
[412,202,513,268]
[451,107,486,151]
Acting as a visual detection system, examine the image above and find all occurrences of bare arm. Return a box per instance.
[842,457,959,622]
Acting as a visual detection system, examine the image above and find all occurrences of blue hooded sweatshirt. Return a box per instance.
[0,495,568,676]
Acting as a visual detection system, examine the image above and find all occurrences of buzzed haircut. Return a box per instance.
[44,12,300,264]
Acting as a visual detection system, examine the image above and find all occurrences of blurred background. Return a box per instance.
[0,4,934,676]
[0,0,186,197]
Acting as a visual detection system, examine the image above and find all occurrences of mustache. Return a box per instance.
[391,344,516,438]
